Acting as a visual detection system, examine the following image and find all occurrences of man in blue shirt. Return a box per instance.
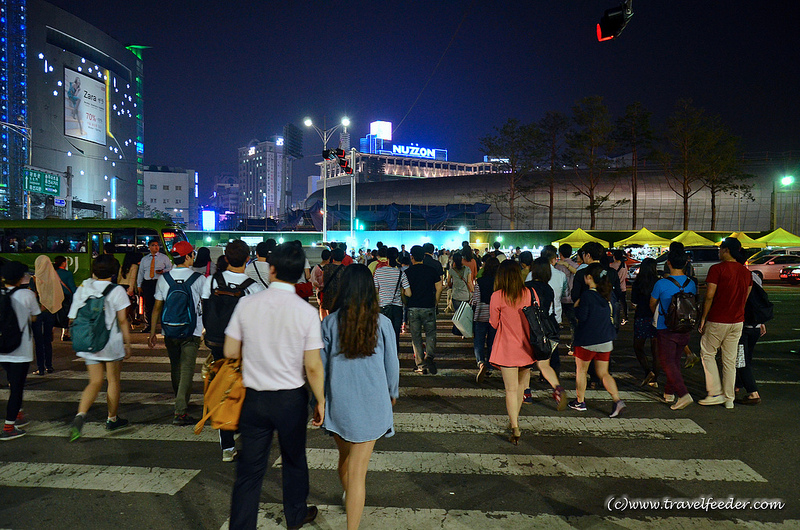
[650,249,697,410]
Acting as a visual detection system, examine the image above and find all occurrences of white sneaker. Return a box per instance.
[222,448,237,462]
[663,394,675,404]
[698,395,725,406]
[671,394,693,410]
[724,400,734,410]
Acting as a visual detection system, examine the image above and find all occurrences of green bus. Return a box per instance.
[0,219,187,283]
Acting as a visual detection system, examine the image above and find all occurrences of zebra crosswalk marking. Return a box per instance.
[290,448,767,482]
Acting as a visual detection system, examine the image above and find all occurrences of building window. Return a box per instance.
[163,185,170,190]
[175,186,182,191]
[150,184,157,190]
[150,198,156,203]
[175,199,181,204]
[163,199,169,204]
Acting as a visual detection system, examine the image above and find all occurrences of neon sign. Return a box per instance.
[392,144,447,160]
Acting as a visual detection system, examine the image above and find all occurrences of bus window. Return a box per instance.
[46,231,87,253]
[3,229,47,253]
[161,228,187,252]
[136,229,159,252]
[111,228,137,253]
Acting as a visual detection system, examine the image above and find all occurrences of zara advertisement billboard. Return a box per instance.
[64,67,107,145]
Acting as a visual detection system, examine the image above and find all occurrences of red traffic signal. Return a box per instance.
[597,2,632,42]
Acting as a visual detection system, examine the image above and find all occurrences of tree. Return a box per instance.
[614,102,655,229]
[659,99,719,230]
[478,118,543,229]
[565,96,627,229]
[539,111,570,229]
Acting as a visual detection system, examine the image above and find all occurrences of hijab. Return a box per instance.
[34,255,65,313]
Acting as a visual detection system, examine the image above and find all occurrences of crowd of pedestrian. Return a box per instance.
[0,234,773,529]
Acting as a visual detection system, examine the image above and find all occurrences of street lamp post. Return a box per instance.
[772,175,795,231]
[303,116,349,243]
[0,120,32,219]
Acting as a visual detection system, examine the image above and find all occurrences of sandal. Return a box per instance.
[31,370,46,376]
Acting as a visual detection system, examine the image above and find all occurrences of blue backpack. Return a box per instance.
[161,272,201,339]
[71,284,117,353]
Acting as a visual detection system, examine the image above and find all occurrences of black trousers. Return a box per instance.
[141,279,157,327]
[735,326,761,394]
[381,304,403,352]
[229,387,311,529]
[2,361,29,422]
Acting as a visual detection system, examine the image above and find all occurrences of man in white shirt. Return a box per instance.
[245,241,270,289]
[137,240,172,333]
[201,239,263,461]
[225,243,325,530]
[1,261,40,440]
[149,241,203,426]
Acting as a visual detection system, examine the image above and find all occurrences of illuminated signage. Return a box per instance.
[370,121,392,141]
[201,210,216,231]
[392,144,447,161]
[248,146,256,156]
[276,137,284,146]
[64,67,106,146]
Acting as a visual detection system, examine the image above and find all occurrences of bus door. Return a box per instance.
[89,232,112,259]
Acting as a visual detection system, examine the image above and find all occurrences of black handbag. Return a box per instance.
[521,287,560,361]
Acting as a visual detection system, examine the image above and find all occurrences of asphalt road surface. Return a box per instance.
[1,285,798,529]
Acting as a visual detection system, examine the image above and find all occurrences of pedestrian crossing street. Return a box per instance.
[1,297,797,529]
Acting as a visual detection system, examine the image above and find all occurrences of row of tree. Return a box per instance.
[479,96,753,230]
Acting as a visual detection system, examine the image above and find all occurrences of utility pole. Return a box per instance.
[350,148,357,243]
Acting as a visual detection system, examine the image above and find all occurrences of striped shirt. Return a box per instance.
[471,282,491,323]
[374,266,409,308]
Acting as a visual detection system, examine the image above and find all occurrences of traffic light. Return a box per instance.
[322,148,353,174]
[597,1,633,42]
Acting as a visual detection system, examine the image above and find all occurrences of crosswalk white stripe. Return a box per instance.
[72,355,204,364]
[0,461,199,495]
[407,369,637,380]
[25,421,219,442]
[755,380,800,385]
[222,504,800,530]
[291,448,767,482]
[1,389,177,405]
[392,413,706,437]
[44,370,206,382]
[401,388,663,402]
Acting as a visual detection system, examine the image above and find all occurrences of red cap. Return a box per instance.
[171,241,194,257]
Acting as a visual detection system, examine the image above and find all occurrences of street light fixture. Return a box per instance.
[772,175,798,230]
[303,116,350,243]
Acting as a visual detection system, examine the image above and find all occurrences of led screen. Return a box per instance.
[370,121,392,141]
[64,67,107,145]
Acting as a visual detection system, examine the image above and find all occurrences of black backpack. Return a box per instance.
[745,282,774,325]
[521,287,560,361]
[0,286,23,354]
[202,272,255,348]
[661,277,699,333]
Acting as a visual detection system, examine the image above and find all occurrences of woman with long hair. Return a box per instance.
[490,260,566,445]
[461,242,478,284]
[30,256,64,375]
[569,263,625,417]
[630,258,660,386]
[447,251,473,335]
[191,247,216,277]
[321,264,400,529]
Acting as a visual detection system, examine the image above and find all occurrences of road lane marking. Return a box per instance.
[42,370,205,382]
[392,413,705,438]
[401,388,666,402]
[0,461,199,495]
[25,421,220,442]
[756,380,800,385]
[288,449,767,482]
[758,339,799,344]
[221,504,800,530]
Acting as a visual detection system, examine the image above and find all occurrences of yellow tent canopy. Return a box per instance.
[755,228,800,247]
[715,232,766,249]
[671,230,715,247]
[552,228,609,248]
[614,228,672,248]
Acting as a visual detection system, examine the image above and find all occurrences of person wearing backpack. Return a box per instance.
[1,261,40,440]
[148,241,204,426]
[698,238,752,409]
[201,240,263,461]
[650,249,698,410]
[67,255,132,442]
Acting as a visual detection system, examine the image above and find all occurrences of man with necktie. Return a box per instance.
[137,240,172,333]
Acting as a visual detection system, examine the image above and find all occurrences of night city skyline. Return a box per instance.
[45,0,800,201]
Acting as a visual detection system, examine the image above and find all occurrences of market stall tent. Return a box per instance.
[552,228,609,248]
[614,228,673,248]
[671,230,715,247]
[715,232,766,249]
[755,228,800,247]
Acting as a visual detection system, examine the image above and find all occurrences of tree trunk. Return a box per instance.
[683,192,690,230]
[589,185,597,230]
[710,187,717,231]
[631,147,638,230]
[509,187,516,230]
[549,175,554,230]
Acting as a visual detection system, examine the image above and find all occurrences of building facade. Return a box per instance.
[211,172,240,213]
[1,0,144,219]
[143,166,198,229]
[238,136,293,219]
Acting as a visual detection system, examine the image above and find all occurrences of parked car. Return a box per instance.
[746,247,800,265]
[747,254,800,281]
[627,246,723,283]
[779,265,800,284]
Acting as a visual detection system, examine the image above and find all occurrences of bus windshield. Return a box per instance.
[161,228,188,252]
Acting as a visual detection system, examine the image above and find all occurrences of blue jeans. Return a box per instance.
[230,387,311,529]
[408,307,437,368]
[473,321,495,367]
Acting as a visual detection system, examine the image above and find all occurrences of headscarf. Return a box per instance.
[34,255,64,313]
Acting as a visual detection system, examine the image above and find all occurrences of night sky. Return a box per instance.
[45,0,800,203]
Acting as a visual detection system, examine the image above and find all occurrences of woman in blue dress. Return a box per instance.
[321,264,400,530]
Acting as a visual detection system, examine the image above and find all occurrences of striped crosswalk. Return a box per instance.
[1,294,791,529]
